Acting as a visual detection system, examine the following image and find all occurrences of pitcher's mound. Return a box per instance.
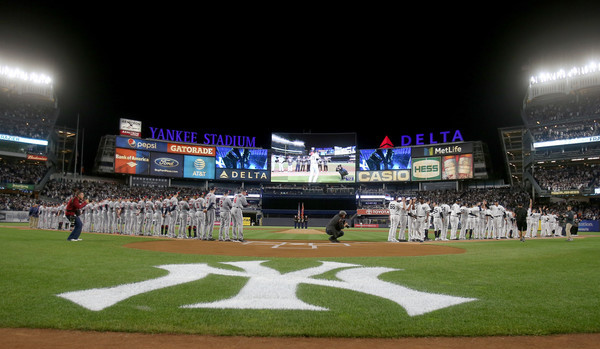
[277,228,326,235]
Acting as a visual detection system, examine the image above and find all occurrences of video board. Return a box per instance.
[357,147,411,182]
[215,147,270,182]
[270,133,356,183]
[114,134,475,184]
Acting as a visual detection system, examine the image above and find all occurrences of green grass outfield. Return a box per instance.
[1,223,599,338]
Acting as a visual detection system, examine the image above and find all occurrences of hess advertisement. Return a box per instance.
[411,157,441,181]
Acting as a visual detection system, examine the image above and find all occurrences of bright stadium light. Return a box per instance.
[0,64,53,85]
[529,60,599,85]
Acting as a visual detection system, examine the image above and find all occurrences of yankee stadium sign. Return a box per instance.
[57,260,476,316]
[149,127,256,148]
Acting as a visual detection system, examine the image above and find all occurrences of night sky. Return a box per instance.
[1,3,600,179]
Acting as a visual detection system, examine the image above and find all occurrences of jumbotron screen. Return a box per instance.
[270,133,356,183]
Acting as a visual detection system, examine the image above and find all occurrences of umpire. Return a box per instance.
[326,211,349,243]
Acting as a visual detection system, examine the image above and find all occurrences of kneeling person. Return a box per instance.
[326,211,349,243]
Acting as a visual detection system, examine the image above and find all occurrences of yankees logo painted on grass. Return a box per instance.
[57,261,476,316]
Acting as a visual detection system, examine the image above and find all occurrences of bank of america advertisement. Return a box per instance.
[114,148,150,174]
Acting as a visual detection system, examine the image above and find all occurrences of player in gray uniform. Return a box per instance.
[194,193,206,239]
[218,192,233,241]
[143,197,154,235]
[187,197,196,238]
[230,189,248,242]
[152,197,162,236]
[177,197,190,238]
[168,194,179,237]
[203,187,217,240]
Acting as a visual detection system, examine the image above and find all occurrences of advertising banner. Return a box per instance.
[183,155,216,180]
[114,148,150,174]
[411,142,473,158]
[150,152,183,177]
[411,157,442,181]
[578,220,599,232]
[441,154,473,180]
[116,136,167,152]
[167,143,215,156]
[215,147,270,182]
[119,118,142,137]
[357,147,411,182]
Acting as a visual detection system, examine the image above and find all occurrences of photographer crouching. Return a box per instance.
[66,190,89,241]
[326,210,349,243]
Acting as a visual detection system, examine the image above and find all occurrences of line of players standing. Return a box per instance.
[387,197,565,242]
[37,187,249,242]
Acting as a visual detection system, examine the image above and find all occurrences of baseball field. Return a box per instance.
[1,223,599,348]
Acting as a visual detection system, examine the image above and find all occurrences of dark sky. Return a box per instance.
[2,3,600,179]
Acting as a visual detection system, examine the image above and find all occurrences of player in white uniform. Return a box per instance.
[459,202,469,240]
[387,196,401,242]
[308,149,320,183]
[415,198,430,242]
[440,201,451,240]
[449,199,461,240]
[431,202,444,240]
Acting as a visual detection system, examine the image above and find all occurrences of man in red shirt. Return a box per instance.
[66,190,89,241]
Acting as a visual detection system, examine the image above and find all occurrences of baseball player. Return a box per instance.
[203,187,217,240]
[431,202,444,240]
[308,149,320,183]
[387,196,401,242]
[153,197,163,236]
[449,199,461,240]
[414,198,430,242]
[231,189,248,242]
[194,193,206,238]
[440,201,451,240]
[397,197,409,241]
[177,197,190,238]
[218,192,233,241]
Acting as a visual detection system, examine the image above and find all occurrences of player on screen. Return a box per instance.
[308,148,320,183]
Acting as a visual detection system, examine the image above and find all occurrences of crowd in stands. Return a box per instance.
[0,158,48,184]
[531,121,599,142]
[523,91,600,126]
[534,165,600,191]
[0,93,57,139]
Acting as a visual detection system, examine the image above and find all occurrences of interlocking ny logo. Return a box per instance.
[57,261,476,316]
